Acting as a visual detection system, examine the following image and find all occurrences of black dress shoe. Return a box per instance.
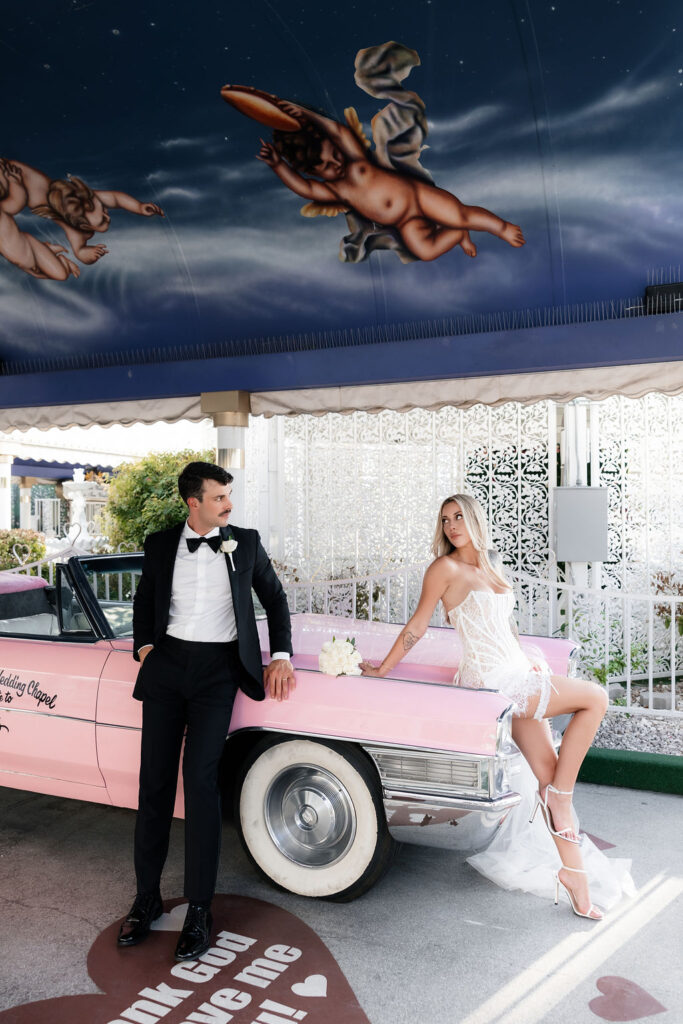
[174,903,213,961]
[117,892,163,947]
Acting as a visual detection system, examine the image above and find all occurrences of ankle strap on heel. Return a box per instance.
[547,784,574,796]
[560,865,587,874]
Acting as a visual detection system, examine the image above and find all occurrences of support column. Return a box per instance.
[267,417,285,559]
[560,399,591,588]
[0,454,13,530]
[561,402,576,487]
[200,391,251,526]
[19,477,34,530]
[589,402,603,591]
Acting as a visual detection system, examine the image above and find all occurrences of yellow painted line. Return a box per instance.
[459,873,683,1024]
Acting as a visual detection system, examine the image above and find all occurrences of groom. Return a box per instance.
[117,460,294,960]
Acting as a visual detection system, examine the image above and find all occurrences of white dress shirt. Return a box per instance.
[138,521,289,662]
[167,523,236,642]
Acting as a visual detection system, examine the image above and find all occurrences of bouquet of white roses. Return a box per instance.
[318,636,363,676]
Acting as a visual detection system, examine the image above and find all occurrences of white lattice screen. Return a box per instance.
[244,393,682,594]
[597,393,683,590]
[244,395,682,692]
[275,403,554,579]
[244,395,679,593]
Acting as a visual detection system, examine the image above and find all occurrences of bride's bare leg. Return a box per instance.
[538,676,608,840]
[512,717,602,917]
[511,717,556,792]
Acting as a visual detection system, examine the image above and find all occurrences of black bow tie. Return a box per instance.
[186,535,222,553]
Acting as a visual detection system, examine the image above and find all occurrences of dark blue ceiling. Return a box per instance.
[1,0,681,406]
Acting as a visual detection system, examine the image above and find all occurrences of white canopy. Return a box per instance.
[1,361,682,430]
[249,360,683,418]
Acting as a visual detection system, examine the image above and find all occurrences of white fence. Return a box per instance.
[33,498,61,535]
[513,571,681,715]
[6,546,681,717]
[282,563,682,717]
[5,542,90,585]
[31,497,106,538]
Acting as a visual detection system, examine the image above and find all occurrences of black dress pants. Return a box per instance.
[133,634,239,905]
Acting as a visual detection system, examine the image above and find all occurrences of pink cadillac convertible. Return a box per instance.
[0,554,578,901]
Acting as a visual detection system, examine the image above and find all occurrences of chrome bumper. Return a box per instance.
[362,741,523,852]
[382,789,521,850]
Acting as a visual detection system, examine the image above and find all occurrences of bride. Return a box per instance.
[361,493,633,919]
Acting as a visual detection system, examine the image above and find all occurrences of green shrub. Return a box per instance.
[0,529,47,570]
[104,449,214,550]
[591,641,648,686]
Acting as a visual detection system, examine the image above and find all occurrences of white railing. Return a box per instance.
[4,539,92,584]
[6,546,680,717]
[512,572,682,717]
[85,500,107,528]
[283,562,437,627]
[282,564,682,717]
[33,498,62,535]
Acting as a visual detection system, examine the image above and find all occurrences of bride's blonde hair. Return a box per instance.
[432,493,510,590]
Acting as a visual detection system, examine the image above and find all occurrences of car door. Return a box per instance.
[95,640,144,810]
[65,552,179,814]
[0,566,108,797]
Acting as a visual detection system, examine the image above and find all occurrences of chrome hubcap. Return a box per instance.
[264,764,357,867]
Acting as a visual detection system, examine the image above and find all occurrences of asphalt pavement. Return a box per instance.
[0,781,681,1024]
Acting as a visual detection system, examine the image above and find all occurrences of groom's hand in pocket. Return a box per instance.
[264,658,296,701]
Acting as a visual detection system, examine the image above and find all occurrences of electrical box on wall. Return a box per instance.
[553,487,609,562]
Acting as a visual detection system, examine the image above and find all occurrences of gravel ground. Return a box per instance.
[592,708,683,756]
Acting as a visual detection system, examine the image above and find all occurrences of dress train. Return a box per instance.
[466,758,635,909]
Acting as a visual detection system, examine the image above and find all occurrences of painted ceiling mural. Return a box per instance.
[0,0,681,398]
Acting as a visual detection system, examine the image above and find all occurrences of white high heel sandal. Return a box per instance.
[554,866,603,920]
[529,783,582,845]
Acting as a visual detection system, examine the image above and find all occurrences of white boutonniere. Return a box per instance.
[221,536,238,569]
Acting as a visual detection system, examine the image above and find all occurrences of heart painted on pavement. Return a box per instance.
[584,831,616,851]
[0,895,370,1024]
[589,976,666,1021]
[292,974,328,998]
[150,901,188,931]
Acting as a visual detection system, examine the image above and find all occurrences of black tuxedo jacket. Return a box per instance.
[132,521,292,702]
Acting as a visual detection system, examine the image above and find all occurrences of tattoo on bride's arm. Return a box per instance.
[402,630,420,652]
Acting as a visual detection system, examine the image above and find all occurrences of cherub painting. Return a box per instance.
[0,160,80,280]
[0,156,163,281]
[221,42,524,264]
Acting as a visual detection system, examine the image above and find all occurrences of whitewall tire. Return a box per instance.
[236,737,395,901]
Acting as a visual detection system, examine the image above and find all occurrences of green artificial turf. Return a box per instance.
[579,747,683,794]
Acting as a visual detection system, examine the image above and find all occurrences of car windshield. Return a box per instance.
[77,554,143,638]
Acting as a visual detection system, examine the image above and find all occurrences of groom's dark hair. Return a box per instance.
[178,461,233,505]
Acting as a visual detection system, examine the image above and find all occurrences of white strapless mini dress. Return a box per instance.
[449,589,634,907]
[449,589,554,719]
